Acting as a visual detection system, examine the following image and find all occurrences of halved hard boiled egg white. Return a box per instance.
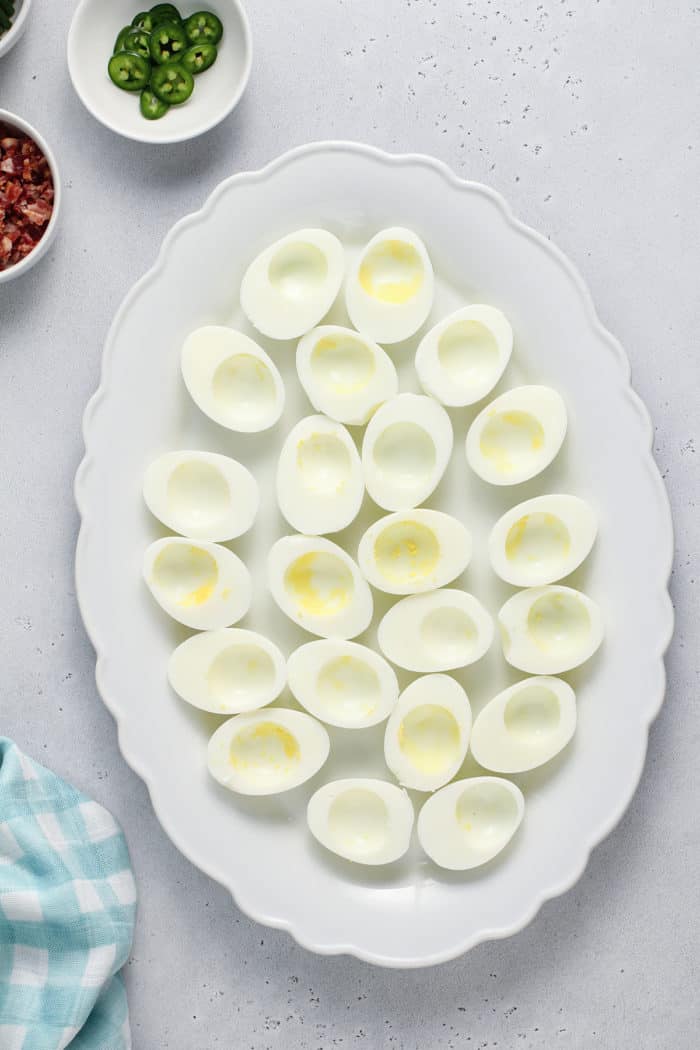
[415,305,513,407]
[276,415,364,536]
[143,450,259,543]
[417,776,524,870]
[470,677,576,774]
[296,325,398,426]
[207,709,330,796]
[384,674,472,792]
[499,585,604,675]
[181,327,284,433]
[489,494,597,588]
[240,229,344,341]
[168,629,286,715]
[307,779,414,865]
[287,639,398,729]
[268,536,373,640]
[346,228,434,345]
[143,538,251,631]
[358,510,472,596]
[466,385,567,485]
[377,589,493,673]
[362,394,453,512]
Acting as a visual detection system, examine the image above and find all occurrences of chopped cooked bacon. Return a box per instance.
[0,122,54,272]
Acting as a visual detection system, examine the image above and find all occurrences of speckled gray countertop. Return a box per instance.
[1,1,698,1046]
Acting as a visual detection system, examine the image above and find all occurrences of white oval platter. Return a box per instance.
[75,142,673,967]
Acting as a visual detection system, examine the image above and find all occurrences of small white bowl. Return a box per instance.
[0,109,61,285]
[67,0,252,144]
[0,0,32,59]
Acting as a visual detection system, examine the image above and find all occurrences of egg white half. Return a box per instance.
[277,415,364,536]
[346,227,434,344]
[358,510,472,595]
[268,535,374,640]
[208,709,330,796]
[470,676,576,774]
[143,537,251,631]
[466,385,567,485]
[307,778,414,865]
[418,776,524,870]
[416,304,513,406]
[181,326,285,433]
[378,588,493,673]
[362,393,453,512]
[296,324,398,425]
[498,585,604,674]
[240,229,344,340]
[143,450,259,543]
[287,639,398,729]
[384,674,472,792]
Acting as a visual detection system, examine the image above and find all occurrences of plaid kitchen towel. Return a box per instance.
[0,739,136,1050]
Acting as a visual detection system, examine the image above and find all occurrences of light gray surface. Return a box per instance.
[1,0,698,1045]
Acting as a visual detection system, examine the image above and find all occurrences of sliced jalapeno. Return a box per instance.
[149,19,188,64]
[108,51,151,92]
[182,42,218,75]
[131,11,155,32]
[113,26,133,53]
[140,88,170,120]
[151,61,194,105]
[184,11,223,46]
[122,30,152,60]
[149,3,182,20]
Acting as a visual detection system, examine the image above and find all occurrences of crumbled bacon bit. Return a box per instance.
[0,122,54,272]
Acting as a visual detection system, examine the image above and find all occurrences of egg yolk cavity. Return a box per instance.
[310,334,376,393]
[372,423,436,489]
[297,433,352,494]
[527,592,591,656]
[503,684,561,741]
[207,644,276,707]
[166,461,231,530]
[373,521,440,585]
[359,240,424,304]
[284,552,353,618]
[268,241,328,302]
[438,320,499,386]
[505,513,571,571]
[153,544,218,607]
[328,789,390,856]
[212,354,276,427]
[229,723,300,785]
[316,655,381,722]
[399,704,460,775]
[420,606,478,663]
[454,782,520,851]
[480,410,545,476]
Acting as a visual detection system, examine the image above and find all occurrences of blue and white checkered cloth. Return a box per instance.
[0,739,136,1050]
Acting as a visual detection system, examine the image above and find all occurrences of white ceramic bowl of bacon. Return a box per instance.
[0,109,61,283]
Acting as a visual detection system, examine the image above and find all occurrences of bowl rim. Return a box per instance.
[0,108,62,285]
[0,0,33,60]
[66,0,253,145]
